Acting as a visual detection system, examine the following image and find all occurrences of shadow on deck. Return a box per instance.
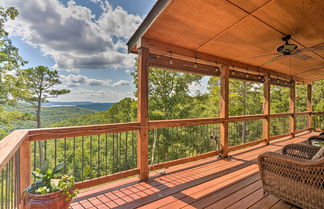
[71,132,315,209]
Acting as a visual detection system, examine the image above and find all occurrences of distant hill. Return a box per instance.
[43,102,114,111]
[51,98,136,128]
[7,104,97,129]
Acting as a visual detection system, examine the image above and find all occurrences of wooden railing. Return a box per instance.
[0,112,322,208]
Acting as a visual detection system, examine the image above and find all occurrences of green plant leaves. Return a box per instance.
[24,161,77,200]
[52,163,64,175]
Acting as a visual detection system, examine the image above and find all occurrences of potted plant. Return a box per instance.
[23,163,79,209]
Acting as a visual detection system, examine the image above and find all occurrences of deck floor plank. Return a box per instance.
[70,132,314,209]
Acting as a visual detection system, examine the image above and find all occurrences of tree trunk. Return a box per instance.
[242,82,247,144]
[36,99,44,168]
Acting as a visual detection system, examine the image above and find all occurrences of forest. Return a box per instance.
[29,68,324,182]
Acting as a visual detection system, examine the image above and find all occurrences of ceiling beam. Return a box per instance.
[149,53,293,87]
[139,38,310,83]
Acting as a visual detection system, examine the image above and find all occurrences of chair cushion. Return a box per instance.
[311,146,324,160]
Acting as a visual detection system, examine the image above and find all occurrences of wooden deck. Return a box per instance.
[70,132,316,209]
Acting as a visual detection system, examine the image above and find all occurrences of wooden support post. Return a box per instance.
[220,65,229,157]
[289,81,296,137]
[263,74,270,145]
[307,84,312,131]
[19,139,31,208]
[137,47,149,181]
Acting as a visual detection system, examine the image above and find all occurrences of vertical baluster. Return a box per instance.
[192,126,195,156]
[205,124,208,153]
[1,168,3,209]
[90,135,93,178]
[183,127,186,157]
[15,151,20,208]
[105,134,108,175]
[73,137,76,178]
[44,140,47,162]
[208,124,212,152]
[171,127,174,160]
[202,124,205,153]
[81,136,84,181]
[5,163,8,209]
[178,127,181,158]
[33,141,36,171]
[125,132,128,170]
[155,129,159,162]
[116,133,120,172]
[54,139,57,167]
[209,124,211,148]
[132,131,135,168]
[119,133,122,171]
[10,158,15,208]
[112,133,115,173]
[97,135,100,177]
[64,138,67,173]
[211,124,213,150]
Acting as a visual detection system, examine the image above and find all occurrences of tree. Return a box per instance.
[132,67,203,120]
[0,6,27,139]
[18,66,70,166]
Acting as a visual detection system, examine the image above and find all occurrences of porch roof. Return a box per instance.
[127,0,324,82]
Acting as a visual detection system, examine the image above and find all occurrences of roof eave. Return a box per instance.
[126,0,170,54]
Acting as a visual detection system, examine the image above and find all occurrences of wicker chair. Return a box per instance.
[258,144,324,209]
[307,134,324,146]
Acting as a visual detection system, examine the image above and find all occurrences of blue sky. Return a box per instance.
[4,0,156,102]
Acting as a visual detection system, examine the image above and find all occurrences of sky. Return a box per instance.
[3,0,157,103]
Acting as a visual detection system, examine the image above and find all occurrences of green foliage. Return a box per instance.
[313,80,324,112]
[229,80,263,116]
[17,66,70,128]
[270,85,290,113]
[25,162,78,200]
[17,66,70,107]
[296,84,307,112]
[0,5,28,138]
[132,67,204,120]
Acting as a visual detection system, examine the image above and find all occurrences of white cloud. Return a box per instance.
[49,87,134,102]
[60,74,130,87]
[111,80,130,87]
[3,0,141,72]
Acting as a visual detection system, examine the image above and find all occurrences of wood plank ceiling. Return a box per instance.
[129,0,324,82]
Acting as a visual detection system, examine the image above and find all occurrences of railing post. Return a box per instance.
[307,84,312,131]
[19,139,31,208]
[263,73,270,145]
[289,81,296,137]
[220,65,229,157]
[137,47,149,181]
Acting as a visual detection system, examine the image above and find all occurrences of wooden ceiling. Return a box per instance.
[128,0,324,82]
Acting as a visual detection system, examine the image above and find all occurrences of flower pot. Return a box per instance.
[24,190,72,209]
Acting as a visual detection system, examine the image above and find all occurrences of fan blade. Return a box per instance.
[295,42,324,53]
[250,52,279,59]
[291,53,312,60]
[261,55,285,66]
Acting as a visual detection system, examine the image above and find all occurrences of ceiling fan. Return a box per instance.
[253,35,324,66]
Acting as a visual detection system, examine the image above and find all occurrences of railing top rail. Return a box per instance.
[28,122,141,141]
[0,130,28,171]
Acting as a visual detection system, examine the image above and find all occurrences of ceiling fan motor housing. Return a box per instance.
[277,43,298,55]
